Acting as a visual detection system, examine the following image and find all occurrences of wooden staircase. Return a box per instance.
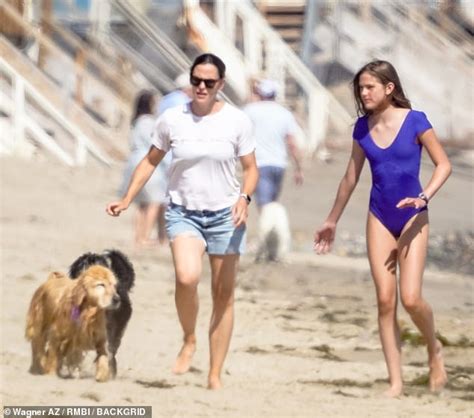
[253,2,308,123]
[257,2,306,53]
[0,37,127,161]
[0,0,152,162]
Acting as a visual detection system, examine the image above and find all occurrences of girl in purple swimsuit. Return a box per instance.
[314,60,451,397]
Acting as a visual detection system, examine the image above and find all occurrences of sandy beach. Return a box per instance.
[1,149,473,417]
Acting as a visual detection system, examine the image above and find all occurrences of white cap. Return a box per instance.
[174,72,190,89]
[256,79,277,98]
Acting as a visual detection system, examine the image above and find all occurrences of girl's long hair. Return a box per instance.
[352,60,411,115]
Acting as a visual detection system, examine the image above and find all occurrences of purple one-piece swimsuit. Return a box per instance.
[353,110,432,238]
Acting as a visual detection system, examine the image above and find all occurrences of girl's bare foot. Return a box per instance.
[429,341,448,392]
[207,375,222,390]
[172,341,196,374]
[382,384,403,398]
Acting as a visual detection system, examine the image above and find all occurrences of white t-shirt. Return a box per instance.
[152,102,255,211]
[243,100,298,168]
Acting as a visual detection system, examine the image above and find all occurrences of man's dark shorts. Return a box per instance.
[256,166,285,207]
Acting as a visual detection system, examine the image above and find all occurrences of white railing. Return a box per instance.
[0,57,112,166]
[1,0,132,133]
[185,0,352,153]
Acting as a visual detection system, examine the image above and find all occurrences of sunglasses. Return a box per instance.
[190,75,220,89]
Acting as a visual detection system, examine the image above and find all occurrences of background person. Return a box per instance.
[314,60,451,397]
[158,72,192,114]
[120,90,165,248]
[243,79,304,209]
[106,53,258,390]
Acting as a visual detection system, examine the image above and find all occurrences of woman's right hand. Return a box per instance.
[106,200,129,217]
[313,221,336,254]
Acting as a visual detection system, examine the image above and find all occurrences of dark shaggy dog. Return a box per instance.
[69,249,135,378]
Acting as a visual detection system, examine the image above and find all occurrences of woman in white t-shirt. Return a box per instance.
[106,53,259,390]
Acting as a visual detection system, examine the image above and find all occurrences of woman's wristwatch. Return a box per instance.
[240,193,251,204]
[418,192,429,204]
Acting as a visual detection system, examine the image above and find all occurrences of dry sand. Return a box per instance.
[1,150,473,417]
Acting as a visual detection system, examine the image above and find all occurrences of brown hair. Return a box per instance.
[190,53,226,79]
[131,90,155,124]
[352,60,411,115]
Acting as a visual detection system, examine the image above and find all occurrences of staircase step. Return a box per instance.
[262,5,306,14]
[261,3,306,54]
[277,27,303,40]
[266,14,305,27]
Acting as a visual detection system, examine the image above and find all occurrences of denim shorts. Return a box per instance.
[256,166,285,206]
[165,203,246,255]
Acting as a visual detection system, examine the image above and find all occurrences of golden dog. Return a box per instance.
[25,265,119,382]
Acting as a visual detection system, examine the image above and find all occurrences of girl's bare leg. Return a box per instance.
[367,213,403,397]
[134,205,147,246]
[157,203,168,245]
[142,203,159,243]
[398,212,447,392]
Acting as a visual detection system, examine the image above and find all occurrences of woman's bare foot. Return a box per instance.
[172,340,196,374]
[207,375,222,390]
[382,384,403,398]
[429,341,448,392]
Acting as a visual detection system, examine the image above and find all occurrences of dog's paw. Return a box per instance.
[95,372,109,382]
[69,366,81,379]
[109,357,117,379]
[95,355,109,382]
[29,363,44,375]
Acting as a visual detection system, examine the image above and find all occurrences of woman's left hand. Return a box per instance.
[232,197,249,227]
[396,197,427,209]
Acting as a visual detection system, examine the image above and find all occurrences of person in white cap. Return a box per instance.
[243,79,303,208]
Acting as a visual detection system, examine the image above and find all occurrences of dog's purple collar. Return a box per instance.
[71,306,81,324]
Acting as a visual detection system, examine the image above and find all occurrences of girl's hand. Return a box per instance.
[313,221,336,254]
[232,197,249,227]
[396,197,427,209]
[106,200,129,217]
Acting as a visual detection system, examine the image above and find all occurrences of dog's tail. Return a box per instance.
[104,249,135,292]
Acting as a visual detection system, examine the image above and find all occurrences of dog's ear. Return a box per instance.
[69,253,107,279]
[106,250,135,291]
[72,281,87,307]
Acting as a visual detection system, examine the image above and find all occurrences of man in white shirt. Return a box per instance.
[243,79,303,208]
